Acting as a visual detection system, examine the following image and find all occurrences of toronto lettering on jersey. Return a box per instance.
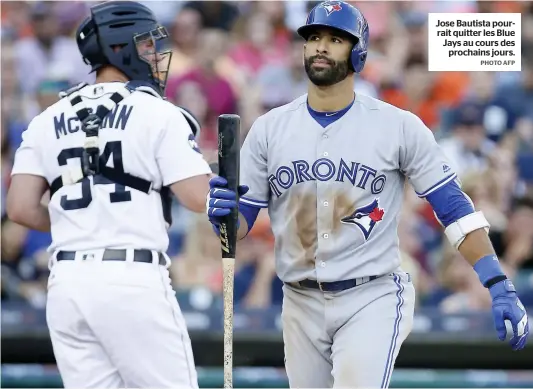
[53,105,134,139]
[268,158,387,197]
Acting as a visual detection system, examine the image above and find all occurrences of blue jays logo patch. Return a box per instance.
[322,2,342,16]
[341,198,385,240]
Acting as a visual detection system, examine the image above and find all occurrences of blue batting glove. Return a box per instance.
[489,279,529,350]
[474,255,530,350]
[206,176,249,234]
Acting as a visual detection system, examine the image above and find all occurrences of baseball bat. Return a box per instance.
[217,114,240,389]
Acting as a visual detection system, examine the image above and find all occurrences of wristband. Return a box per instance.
[473,254,506,288]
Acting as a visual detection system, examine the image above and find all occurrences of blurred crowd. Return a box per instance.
[1,1,533,314]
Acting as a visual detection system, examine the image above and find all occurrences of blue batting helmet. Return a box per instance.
[297,1,369,74]
[76,1,172,95]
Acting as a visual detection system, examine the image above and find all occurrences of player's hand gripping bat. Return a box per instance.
[217,114,240,389]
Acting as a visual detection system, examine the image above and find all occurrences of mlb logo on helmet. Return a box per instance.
[321,1,342,16]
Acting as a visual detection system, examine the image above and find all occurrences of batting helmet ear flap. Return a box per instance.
[351,49,368,73]
[350,17,369,73]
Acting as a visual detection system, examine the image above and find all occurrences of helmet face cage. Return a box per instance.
[133,26,172,93]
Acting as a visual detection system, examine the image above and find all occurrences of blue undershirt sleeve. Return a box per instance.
[239,202,261,234]
[425,179,475,227]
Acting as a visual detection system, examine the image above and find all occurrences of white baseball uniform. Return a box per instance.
[11,82,211,388]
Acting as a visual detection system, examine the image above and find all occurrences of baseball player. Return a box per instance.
[207,2,530,388]
[6,2,211,388]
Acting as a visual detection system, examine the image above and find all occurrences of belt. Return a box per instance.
[290,275,380,292]
[55,249,166,266]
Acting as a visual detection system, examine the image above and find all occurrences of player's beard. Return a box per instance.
[304,55,350,87]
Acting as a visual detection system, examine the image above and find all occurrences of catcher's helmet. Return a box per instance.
[76,1,171,94]
[297,1,369,74]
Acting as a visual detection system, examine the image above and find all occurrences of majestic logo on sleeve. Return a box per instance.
[322,2,342,16]
[341,198,385,240]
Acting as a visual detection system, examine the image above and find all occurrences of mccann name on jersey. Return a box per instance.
[54,105,134,139]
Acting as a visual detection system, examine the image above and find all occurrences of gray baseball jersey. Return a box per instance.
[240,93,456,283]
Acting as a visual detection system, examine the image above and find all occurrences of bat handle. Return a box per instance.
[222,257,235,388]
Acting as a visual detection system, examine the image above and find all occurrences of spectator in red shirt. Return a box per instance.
[227,11,289,81]
[166,29,237,150]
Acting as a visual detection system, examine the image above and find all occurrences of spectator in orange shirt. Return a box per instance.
[380,56,440,130]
